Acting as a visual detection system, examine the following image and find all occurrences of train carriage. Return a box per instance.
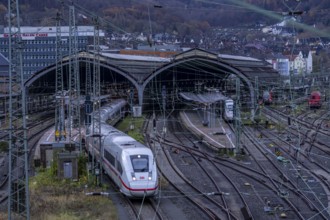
[100,126,158,197]
[85,99,158,198]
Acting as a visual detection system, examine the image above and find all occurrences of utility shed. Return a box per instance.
[57,152,78,181]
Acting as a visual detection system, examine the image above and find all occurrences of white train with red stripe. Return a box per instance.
[85,99,158,198]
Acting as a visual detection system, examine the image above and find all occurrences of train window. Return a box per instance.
[104,150,115,166]
[130,155,149,172]
[117,161,123,175]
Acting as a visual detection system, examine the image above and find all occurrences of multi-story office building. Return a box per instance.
[0,26,104,79]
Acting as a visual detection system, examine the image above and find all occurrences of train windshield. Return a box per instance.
[226,104,233,111]
[130,155,149,172]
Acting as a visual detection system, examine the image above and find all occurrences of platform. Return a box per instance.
[179,91,227,104]
[179,110,235,151]
[34,127,81,168]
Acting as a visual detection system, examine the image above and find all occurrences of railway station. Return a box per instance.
[19,48,278,179]
[1,23,328,218]
[13,47,279,158]
[1,0,330,218]
[2,38,330,219]
[20,48,279,115]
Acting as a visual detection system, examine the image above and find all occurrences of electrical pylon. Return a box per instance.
[7,0,30,219]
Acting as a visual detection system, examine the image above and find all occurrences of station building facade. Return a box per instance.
[0,25,105,79]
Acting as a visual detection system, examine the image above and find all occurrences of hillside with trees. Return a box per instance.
[0,0,329,38]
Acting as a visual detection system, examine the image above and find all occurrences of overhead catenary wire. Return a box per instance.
[194,0,330,38]
[56,0,152,47]
[130,0,262,12]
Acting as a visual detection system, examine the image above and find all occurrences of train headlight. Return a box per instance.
[148,171,152,181]
[131,172,136,181]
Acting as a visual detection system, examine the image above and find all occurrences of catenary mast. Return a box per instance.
[92,16,101,138]
[7,0,30,219]
[55,5,66,142]
[68,4,82,151]
[90,16,102,183]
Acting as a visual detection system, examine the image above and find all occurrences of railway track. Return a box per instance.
[262,107,330,172]
[127,198,165,220]
[149,113,287,219]
[145,114,221,219]
[252,108,330,218]
[242,126,330,219]
[144,110,329,219]
[167,115,250,220]
[160,131,330,219]
[263,107,330,141]
[0,115,54,208]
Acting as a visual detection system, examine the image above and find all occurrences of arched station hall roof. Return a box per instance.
[25,48,280,96]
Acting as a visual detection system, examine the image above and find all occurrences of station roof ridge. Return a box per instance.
[82,48,266,66]
[24,47,279,90]
[100,51,171,62]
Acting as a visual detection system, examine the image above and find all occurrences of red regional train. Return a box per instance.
[308,91,322,108]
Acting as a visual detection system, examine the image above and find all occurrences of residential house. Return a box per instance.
[288,50,313,75]
[267,50,313,76]
[302,50,313,74]
[266,54,290,76]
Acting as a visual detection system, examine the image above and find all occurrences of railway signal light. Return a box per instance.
[275,147,282,156]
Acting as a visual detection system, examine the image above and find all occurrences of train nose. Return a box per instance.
[128,180,158,197]
[130,186,157,197]
[130,179,157,188]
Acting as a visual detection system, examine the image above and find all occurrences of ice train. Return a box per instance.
[84,99,158,198]
[223,99,234,122]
